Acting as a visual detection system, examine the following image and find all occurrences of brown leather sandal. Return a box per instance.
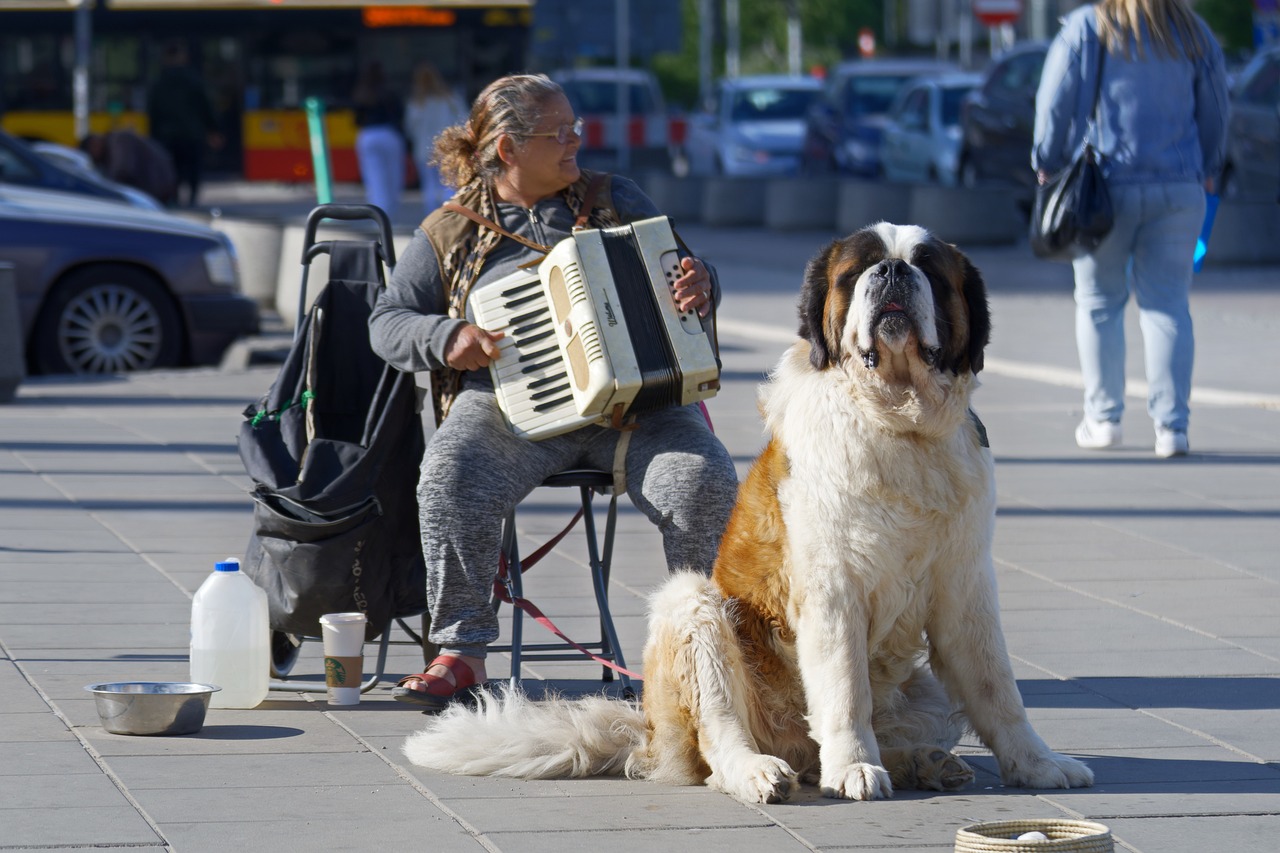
[392,654,481,711]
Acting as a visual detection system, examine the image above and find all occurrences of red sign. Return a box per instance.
[972,0,1022,26]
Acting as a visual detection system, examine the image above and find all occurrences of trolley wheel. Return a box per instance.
[270,630,302,677]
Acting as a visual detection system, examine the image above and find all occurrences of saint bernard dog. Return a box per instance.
[403,223,1094,803]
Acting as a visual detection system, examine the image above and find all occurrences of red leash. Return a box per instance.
[494,509,644,681]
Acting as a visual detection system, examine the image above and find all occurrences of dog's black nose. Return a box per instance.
[878,259,911,282]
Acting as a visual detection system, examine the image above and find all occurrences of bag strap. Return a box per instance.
[1086,25,1108,150]
[443,201,553,255]
[573,172,610,230]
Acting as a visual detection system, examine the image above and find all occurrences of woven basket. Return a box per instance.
[955,819,1113,853]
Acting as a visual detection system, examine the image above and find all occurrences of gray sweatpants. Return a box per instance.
[417,389,739,657]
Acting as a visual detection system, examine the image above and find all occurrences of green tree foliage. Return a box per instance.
[1194,0,1257,55]
[651,0,882,110]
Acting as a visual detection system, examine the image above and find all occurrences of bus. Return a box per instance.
[0,1,532,182]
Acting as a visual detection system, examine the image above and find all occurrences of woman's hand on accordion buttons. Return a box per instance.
[674,256,713,318]
[445,323,505,371]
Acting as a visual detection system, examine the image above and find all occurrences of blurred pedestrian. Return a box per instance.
[352,60,406,219]
[1032,0,1229,458]
[404,61,466,215]
[81,130,178,206]
[148,41,219,207]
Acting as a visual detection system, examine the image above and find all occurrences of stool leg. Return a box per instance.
[500,511,523,691]
[581,486,633,696]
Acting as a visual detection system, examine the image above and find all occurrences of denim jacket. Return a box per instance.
[1032,5,1230,187]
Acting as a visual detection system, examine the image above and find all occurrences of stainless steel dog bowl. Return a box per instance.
[84,682,220,736]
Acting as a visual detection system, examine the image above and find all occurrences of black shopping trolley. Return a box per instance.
[237,204,428,692]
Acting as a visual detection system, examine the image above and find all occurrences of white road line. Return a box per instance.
[716,317,1280,411]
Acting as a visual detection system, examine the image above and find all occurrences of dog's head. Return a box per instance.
[798,223,990,380]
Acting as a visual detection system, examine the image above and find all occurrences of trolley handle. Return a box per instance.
[301,204,397,268]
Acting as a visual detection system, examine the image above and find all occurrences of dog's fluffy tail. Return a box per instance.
[402,687,646,779]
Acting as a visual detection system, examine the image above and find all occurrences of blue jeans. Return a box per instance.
[1072,182,1204,432]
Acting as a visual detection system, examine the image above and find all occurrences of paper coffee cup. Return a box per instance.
[319,612,366,705]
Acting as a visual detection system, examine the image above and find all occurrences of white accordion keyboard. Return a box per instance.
[471,216,720,440]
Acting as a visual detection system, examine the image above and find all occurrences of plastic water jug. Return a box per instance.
[190,557,269,709]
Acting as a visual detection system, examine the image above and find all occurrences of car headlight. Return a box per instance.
[204,238,239,288]
[843,139,874,162]
[727,143,768,165]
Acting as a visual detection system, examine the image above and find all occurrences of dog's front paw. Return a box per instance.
[712,754,798,804]
[1001,751,1094,789]
[820,762,893,800]
[890,748,975,792]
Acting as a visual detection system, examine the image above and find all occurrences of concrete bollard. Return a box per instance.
[1203,199,1280,266]
[836,180,911,234]
[210,215,284,308]
[645,174,704,224]
[701,177,766,227]
[0,263,24,403]
[765,178,839,231]
[275,220,389,330]
[907,184,1022,245]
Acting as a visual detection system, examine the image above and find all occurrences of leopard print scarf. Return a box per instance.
[428,171,619,424]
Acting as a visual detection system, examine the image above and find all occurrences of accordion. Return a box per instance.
[471,216,721,440]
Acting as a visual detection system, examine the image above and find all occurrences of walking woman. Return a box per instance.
[1032,0,1229,457]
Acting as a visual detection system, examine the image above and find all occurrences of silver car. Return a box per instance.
[679,74,823,177]
[881,72,983,185]
[0,185,258,375]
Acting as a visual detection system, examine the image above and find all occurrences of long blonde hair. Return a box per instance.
[432,73,563,189]
[1094,0,1212,60]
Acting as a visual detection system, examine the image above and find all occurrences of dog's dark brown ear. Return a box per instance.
[960,254,991,374]
[799,242,836,370]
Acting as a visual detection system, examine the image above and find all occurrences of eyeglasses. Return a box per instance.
[524,117,585,145]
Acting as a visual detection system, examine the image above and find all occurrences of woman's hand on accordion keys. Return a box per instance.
[673,256,713,319]
[445,323,506,371]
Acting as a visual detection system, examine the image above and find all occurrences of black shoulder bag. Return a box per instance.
[1030,39,1113,261]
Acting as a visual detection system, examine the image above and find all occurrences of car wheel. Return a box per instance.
[33,265,182,375]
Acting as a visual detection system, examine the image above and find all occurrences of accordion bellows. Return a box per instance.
[472,216,721,440]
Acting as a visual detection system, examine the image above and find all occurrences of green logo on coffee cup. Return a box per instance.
[325,657,347,685]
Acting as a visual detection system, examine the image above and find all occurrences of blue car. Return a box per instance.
[0,185,258,375]
[802,58,958,176]
[678,74,823,177]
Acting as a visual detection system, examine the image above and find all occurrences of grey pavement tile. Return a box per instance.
[485,826,816,853]
[80,712,371,757]
[442,785,775,834]
[2,624,188,650]
[0,579,184,604]
[1020,647,1279,679]
[134,781,443,825]
[0,550,144,567]
[159,817,483,853]
[0,770,134,810]
[0,710,76,741]
[0,602,187,625]
[0,564,171,585]
[759,788,1082,851]
[0,804,163,848]
[0,661,57,713]
[0,740,105,776]
[0,529,132,552]
[105,750,405,789]
[1146,708,1280,761]
[1103,814,1280,852]
[1017,707,1223,751]
[1000,557,1249,584]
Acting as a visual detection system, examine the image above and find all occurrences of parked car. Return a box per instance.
[880,71,983,185]
[548,67,676,171]
[0,185,258,375]
[957,41,1049,203]
[801,58,958,176]
[677,74,822,177]
[0,129,162,210]
[1221,44,1280,201]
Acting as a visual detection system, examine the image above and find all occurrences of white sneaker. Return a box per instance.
[1154,427,1189,458]
[1075,418,1122,450]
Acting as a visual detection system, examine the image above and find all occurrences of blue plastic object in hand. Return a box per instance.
[1193,192,1219,273]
